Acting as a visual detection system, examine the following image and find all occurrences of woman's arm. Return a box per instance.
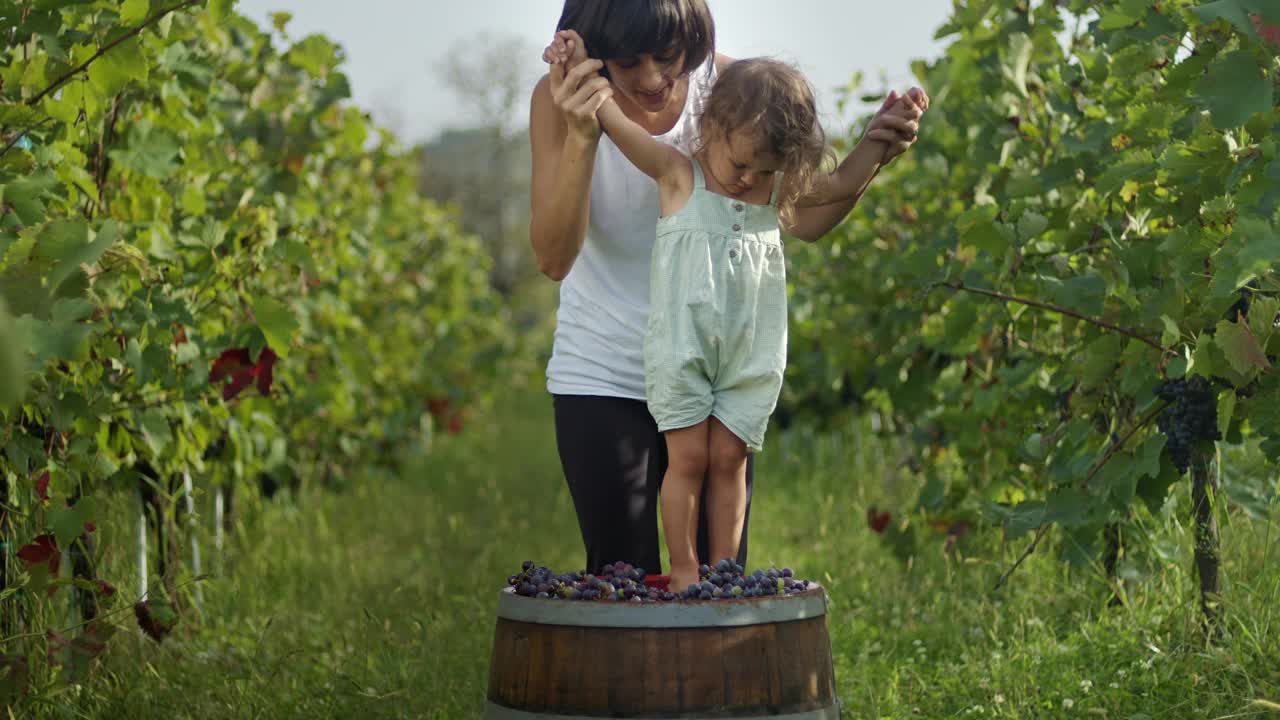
[528,59,615,281]
[545,32,689,192]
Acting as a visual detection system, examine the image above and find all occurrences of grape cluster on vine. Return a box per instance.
[1154,376,1220,473]
[506,558,814,603]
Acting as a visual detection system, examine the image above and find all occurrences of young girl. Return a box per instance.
[545,37,923,593]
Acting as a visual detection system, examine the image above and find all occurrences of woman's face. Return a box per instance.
[604,51,685,113]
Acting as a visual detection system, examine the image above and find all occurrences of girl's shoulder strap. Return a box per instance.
[690,155,707,190]
[766,170,782,207]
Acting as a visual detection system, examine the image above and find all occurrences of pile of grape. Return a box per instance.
[676,558,812,600]
[508,560,673,602]
[1154,376,1220,473]
[506,559,814,602]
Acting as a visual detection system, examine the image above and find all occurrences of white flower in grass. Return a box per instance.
[1062,698,1075,710]
[994,693,1006,705]
[1080,679,1093,693]
[1116,669,1127,678]
[1109,682,1119,690]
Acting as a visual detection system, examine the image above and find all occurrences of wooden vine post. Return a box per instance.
[1190,447,1221,640]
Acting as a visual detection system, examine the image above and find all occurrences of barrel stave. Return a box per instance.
[489,615,836,717]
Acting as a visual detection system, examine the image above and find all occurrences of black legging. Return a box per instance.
[552,394,753,575]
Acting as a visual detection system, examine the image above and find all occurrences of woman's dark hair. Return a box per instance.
[556,0,715,77]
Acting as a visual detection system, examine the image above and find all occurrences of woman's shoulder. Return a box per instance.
[530,72,553,107]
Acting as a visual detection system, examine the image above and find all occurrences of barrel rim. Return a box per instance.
[483,700,841,719]
[494,584,828,628]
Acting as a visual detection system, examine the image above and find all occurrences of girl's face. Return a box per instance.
[703,129,782,199]
[604,51,685,113]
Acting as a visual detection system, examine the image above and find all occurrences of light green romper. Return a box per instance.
[644,158,788,453]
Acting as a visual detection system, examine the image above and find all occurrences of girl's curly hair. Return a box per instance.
[697,58,832,226]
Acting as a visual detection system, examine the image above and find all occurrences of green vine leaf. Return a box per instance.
[1196,49,1274,130]
[1216,317,1273,376]
[251,296,298,359]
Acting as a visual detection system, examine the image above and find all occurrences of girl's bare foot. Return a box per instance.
[669,568,702,597]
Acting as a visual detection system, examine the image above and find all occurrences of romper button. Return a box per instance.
[734,203,744,211]
[729,249,738,258]
[732,223,742,231]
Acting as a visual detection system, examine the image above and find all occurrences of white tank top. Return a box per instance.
[546,58,717,400]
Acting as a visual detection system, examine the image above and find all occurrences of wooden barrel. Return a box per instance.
[485,585,839,719]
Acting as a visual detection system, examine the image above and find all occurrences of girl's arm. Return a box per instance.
[595,99,689,190]
[796,139,886,209]
[786,89,928,242]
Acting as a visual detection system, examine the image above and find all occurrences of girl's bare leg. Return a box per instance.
[661,420,710,593]
[706,417,749,567]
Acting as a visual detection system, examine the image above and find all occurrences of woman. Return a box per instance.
[529,0,926,575]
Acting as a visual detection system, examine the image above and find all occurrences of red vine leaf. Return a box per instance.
[210,347,279,400]
[0,654,29,704]
[35,472,49,504]
[209,348,252,382]
[16,534,60,575]
[47,622,114,682]
[134,599,179,642]
[1252,14,1280,49]
[255,348,278,396]
[866,507,892,534]
[426,397,451,418]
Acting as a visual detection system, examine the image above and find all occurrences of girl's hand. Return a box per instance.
[542,29,590,71]
[862,86,929,164]
[542,30,612,141]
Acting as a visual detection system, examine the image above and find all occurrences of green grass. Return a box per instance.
[54,384,1280,719]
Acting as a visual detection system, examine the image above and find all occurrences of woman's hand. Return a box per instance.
[542,30,612,142]
[861,87,930,164]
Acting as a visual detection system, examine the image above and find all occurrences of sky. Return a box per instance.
[234,0,957,144]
